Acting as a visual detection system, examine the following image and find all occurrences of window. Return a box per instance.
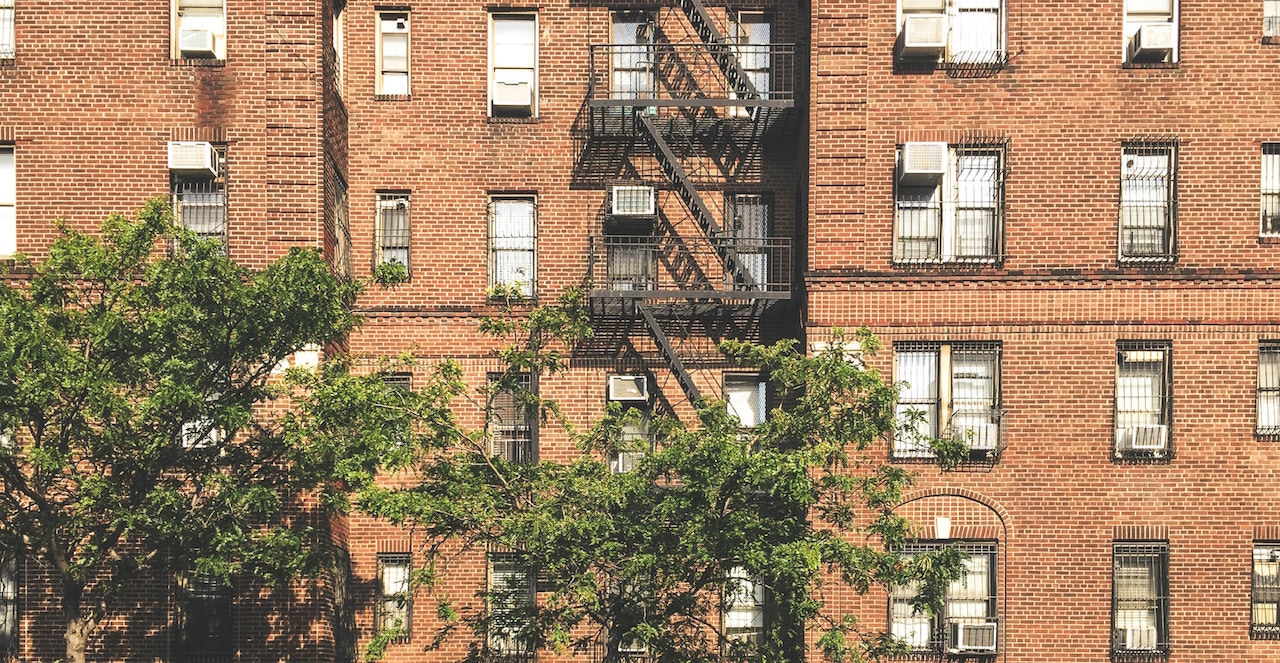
[724,374,767,429]
[1123,0,1177,65]
[1111,541,1170,656]
[1119,140,1177,263]
[1263,143,1280,235]
[0,0,13,60]
[489,13,537,117]
[607,378,651,474]
[611,12,654,100]
[173,0,226,60]
[376,553,412,638]
[0,146,12,257]
[176,571,232,657]
[488,197,536,298]
[1260,343,1280,438]
[382,372,412,391]
[730,12,771,115]
[893,342,1002,461]
[894,140,1006,264]
[376,192,410,270]
[897,0,1005,68]
[724,566,765,646]
[1268,1,1280,39]
[488,372,534,463]
[377,12,409,96]
[726,194,773,290]
[1114,341,1172,461]
[331,172,350,278]
[1254,543,1280,639]
[891,542,998,654]
[331,1,344,94]
[180,419,224,448]
[0,559,14,657]
[171,144,227,251]
[487,554,534,658]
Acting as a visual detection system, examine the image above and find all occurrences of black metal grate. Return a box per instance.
[381,372,412,392]
[1111,542,1170,658]
[177,570,233,658]
[0,559,15,660]
[377,193,411,269]
[488,198,537,298]
[894,138,1007,266]
[488,372,535,463]
[1263,143,1280,235]
[488,553,536,661]
[1114,341,1173,463]
[891,543,999,657]
[376,553,412,640]
[332,174,351,279]
[893,342,1002,463]
[1258,343,1280,439]
[172,146,228,251]
[1119,140,1177,263]
[1253,542,1280,639]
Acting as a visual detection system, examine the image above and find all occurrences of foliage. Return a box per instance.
[298,291,970,663]
[0,198,362,661]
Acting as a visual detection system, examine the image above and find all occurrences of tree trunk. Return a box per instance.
[61,579,95,663]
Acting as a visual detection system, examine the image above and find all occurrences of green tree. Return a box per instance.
[0,199,362,663]
[300,292,968,663]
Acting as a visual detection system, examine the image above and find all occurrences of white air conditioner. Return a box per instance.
[611,185,656,217]
[1128,23,1176,62]
[1124,626,1158,650]
[901,0,947,11]
[178,28,217,58]
[961,423,1000,450]
[900,14,947,57]
[168,141,219,178]
[1116,424,1167,451]
[609,375,650,401]
[181,421,224,449]
[611,451,645,475]
[900,142,948,185]
[617,631,648,654]
[492,80,532,108]
[948,622,997,652]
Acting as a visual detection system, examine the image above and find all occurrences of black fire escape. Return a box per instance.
[579,0,798,408]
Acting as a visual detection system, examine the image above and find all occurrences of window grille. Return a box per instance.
[604,235,656,292]
[1119,140,1177,263]
[950,0,1005,68]
[1111,542,1170,656]
[376,553,412,640]
[1253,543,1280,639]
[377,193,411,270]
[177,570,232,657]
[332,174,351,278]
[488,197,536,298]
[727,194,773,290]
[377,12,410,95]
[894,139,1007,265]
[893,342,1002,462]
[0,559,15,659]
[611,12,655,100]
[724,566,765,646]
[1258,343,1280,439]
[890,542,999,655]
[1265,0,1280,38]
[382,372,412,392]
[1263,143,1280,235]
[1114,341,1172,462]
[171,145,227,251]
[488,553,535,660]
[488,372,534,463]
[0,0,13,60]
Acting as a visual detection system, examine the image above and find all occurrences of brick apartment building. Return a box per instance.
[3,0,1280,662]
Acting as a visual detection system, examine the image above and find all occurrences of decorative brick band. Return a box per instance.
[376,538,412,554]
[170,127,227,143]
[917,525,1001,541]
[1255,525,1280,541]
[0,126,13,142]
[897,486,1015,539]
[1113,524,1169,541]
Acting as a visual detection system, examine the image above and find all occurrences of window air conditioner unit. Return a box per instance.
[1128,23,1175,62]
[611,451,646,475]
[900,14,947,57]
[1124,626,1158,651]
[168,141,219,178]
[617,631,648,655]
[178,28,217,58]
[948,622,997,653]
[900,142,948,185]
[611,185,656,217]
[608,375,650,402]
[961,423,1000,450]
[181,421,224,449]
[1116,424,1167,451]
[901,0,947,11]
[492,80,532,109]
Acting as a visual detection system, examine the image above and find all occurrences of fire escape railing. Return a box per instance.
[587,44,794,107]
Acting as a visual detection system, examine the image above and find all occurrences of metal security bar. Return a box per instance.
[1112,542,1170,657]
[1259,343,1280,439]
[381,372,412,392]
[0,0,13,59]
[894,141,1007,265]
[945,0,1006,76]
[588,43,795,107]
[488,372,534,463]
[488,198,537,298]
[377,193,411,269]
[332,175,351,278]
[891,543,999,657]
[376,553,412,640]
[1263,143,1280,235]
[894,342,1003,463]
[488,553,536,662]
[172,146,227,251]
[1254,543,1280,639]
[177,571,233,657]
[1119,139,1177,263]
[0,559,15,660]
[587,235,792,298]
[1114,341,1173,462]
[1266,0,1280,38]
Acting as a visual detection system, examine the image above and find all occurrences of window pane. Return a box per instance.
[493,18,536,68]
[491,200,535,249]
[0,149,13,203]
[382,33,408,70]
[954,9,999,55]
[725,377,765,428]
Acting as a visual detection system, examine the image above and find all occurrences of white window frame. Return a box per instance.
[0,146,13,258]
[1123,0,1178,64]
[488,195,537,298]
[489,12,538,117]
[377,11,410,96]
[1263,143,1280,236]
[894,143,1004,264]
[896,0,1007,64]
[172,0,227,60]
[332,1,344,94]
[724,374,767,429]
[376,192,411,270]
[723,566,765,645]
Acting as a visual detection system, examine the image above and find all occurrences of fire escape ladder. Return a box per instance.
[638,302,703,405]
[636,114,752,288]
[678,0,759,101]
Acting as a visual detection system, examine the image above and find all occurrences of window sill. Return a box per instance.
[375,94,411,101]
[171,58,226,68]
[1263,36,1280,45]
[1113,449,1173,464]
[487,115,540,124]
[1258,235,1280,245]
[0,57,13,68]
[1121,61,1179,70]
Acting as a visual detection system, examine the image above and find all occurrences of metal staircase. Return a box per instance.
[677,0,760,101]
[638,302,702,405]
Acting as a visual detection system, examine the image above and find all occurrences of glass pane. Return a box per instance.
[493,18,536,68]
[381,562,409,594]
[0,206,14,256]
[491,200,535,249]
[381,72,409,95]
[725,378,765,427]
[955,9,999,54]
[0,150,13,203]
